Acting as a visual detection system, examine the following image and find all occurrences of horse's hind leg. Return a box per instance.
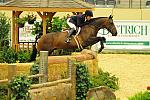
[48,49,55,56]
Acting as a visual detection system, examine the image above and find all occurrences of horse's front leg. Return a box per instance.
[83,37,106,52]
[98,37,106,53]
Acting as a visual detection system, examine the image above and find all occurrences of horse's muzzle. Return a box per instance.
[112,32,117,36]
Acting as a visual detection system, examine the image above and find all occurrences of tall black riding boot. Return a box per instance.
[65,28,76,43]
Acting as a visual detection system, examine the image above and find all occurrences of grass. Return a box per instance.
[128,91,150,100]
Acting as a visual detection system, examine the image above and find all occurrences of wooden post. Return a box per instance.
[8,64,16,100]
[37,12,43,18]
[12,11,15,49]
[43,12,47,35]
[68,59,72,78]
[39,51,48,83]
[8,64,16,80]
[47,12,56,30]
[15,11,23,51]
[47,12,56,21]
[70,60,76,100]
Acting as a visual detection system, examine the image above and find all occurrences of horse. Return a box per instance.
[30,15,117,60]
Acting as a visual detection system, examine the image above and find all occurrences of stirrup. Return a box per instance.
[65,38,71,43]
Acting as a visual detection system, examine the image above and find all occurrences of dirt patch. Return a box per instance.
[98,54,150,100]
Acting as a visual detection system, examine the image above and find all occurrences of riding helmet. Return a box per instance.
[85,10,93,17]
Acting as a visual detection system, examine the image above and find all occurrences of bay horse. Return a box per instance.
[31,15,117,60]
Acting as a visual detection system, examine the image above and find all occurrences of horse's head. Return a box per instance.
[87,15,117,36]
[103,15,117,36]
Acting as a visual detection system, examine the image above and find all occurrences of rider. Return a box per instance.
[65,10,93,43]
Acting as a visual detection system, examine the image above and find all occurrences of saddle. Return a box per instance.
[65,27,82,44]
[67,28,77,36]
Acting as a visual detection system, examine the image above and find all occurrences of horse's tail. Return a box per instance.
[30,44,37,62]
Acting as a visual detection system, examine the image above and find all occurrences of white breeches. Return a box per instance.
[76,27,81,36]
[67,18,81,35]
[67,18,76,30]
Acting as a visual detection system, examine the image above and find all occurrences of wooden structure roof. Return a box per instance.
[0,0,93,12]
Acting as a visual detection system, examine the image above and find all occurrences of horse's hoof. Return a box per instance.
[98,49,102,53]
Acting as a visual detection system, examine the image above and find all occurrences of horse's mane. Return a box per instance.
[83,17,108,26]
[90,17,107,21]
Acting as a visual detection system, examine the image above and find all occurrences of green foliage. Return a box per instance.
[0,84,8,100]
[0,48,32,63]
[32,16,69,36]
[51,16,69,32]
[16,17,27,25]
[9,74,31,100]
[27,14,36,20]
[27,14,36,24]
[17,50,31,63]
[30,62,39,84]
[128,91,150,100]
[0,13,10,48]
[0,47,17,63]
[61,16,69,30]
[90,71,119,91]
[31,21,43,35]
[75,62,91,100]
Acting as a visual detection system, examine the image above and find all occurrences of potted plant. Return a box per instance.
[16,17,27,28]
[27,14,36,24]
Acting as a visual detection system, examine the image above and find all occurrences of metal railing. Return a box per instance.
[84,0,150,8]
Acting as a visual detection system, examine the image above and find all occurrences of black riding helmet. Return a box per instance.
[85,10,93,17]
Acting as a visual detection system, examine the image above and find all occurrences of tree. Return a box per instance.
[0,13,11,49]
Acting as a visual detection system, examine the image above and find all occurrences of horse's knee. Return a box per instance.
[102,37,106,43]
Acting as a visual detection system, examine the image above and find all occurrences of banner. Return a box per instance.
[92,20,150,50]
[19,22,35,42]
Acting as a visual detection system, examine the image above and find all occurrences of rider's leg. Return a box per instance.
[67,18,77,30]
[66,28,76,43]
[75,27,81,36]
[66,18,76,43]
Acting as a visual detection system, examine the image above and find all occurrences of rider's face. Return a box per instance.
[86,16,92,21]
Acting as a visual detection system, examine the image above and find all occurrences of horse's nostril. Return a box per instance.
[112,32,117,36]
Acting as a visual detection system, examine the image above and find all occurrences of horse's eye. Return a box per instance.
[109,19,113,24]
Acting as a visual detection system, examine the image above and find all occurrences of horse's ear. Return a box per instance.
[109,15,113,19]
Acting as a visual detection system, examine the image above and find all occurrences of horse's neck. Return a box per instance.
[79,25,99,40]
[78,18,107,41]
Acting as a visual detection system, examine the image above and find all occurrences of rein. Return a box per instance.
[74,36,83,50]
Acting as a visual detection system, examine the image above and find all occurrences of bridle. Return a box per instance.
[106,21,116,35]
[88,18,116,36]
